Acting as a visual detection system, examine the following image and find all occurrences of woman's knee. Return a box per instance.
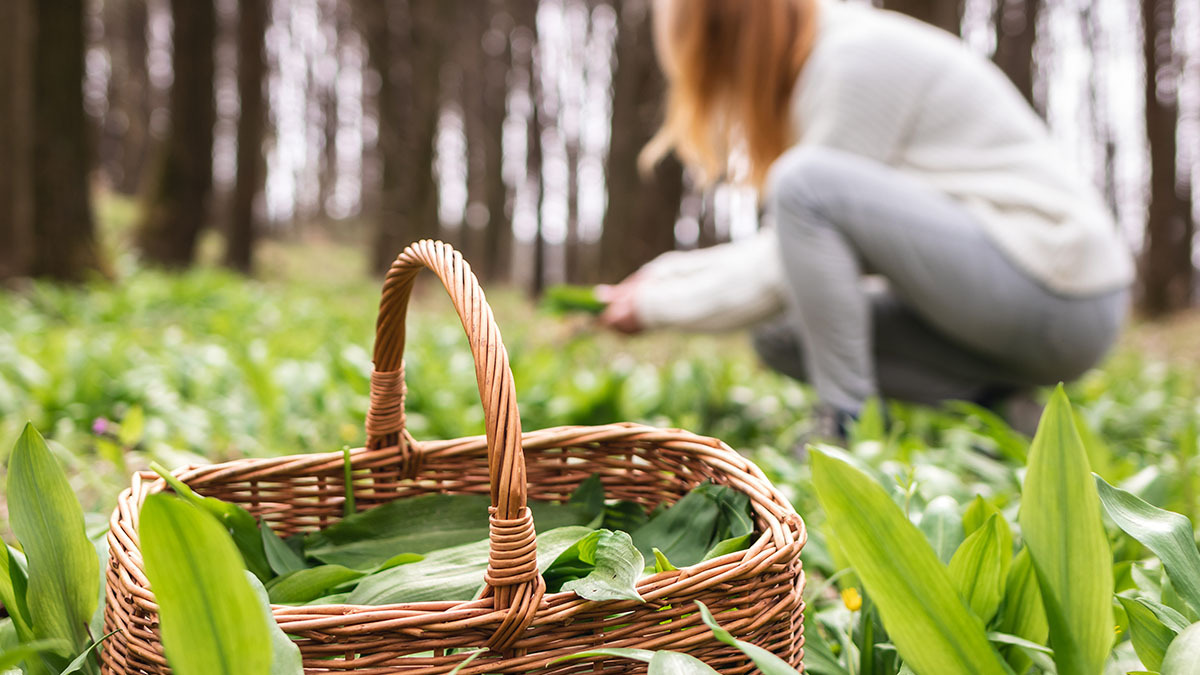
[765,146,850,226]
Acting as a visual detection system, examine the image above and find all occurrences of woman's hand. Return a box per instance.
[596,276,645,335]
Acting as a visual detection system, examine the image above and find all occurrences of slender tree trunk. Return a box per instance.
[480,2,514,282]
[31,0,107,281]
[880,0,963,36]
[136,0,216,267]
[0,0,35,281]
[529,34,548,295]
[100,0,151,195]
[599,0,684,284]
[992,0,1042,110]
[225,0,268,273]
[1138,0,1193,315]
[364,0,444,273]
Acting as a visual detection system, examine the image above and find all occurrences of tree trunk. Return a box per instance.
[0,0,35,281]
[225,0,268,273]
[599,0,684,284]
[480,3,514,282]
[100,0,152,195]
[1138,0,1193,316]
[136,0,216,267]
[880,0,963,36]
[364,0,445,273]
[31,0,107,281]
[992,0,1041,110]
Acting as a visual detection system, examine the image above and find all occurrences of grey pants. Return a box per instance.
[754,146,1129,412]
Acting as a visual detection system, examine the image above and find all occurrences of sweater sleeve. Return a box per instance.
[631,228,787,332]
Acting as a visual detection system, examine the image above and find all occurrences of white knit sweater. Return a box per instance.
[633,0,1133,332]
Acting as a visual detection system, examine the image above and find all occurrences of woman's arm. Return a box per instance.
[601,228,787,333]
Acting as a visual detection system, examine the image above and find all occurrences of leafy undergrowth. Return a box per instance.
[1,258,1199,673]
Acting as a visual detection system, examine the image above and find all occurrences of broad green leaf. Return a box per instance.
[0,546,32,641]
[554,647,720,675]
[267,565,366,604]
[1018,386,1113,675]
[1095,474,1200,616]
[0,618,14,652]
[348,526,591,605]
[631,482,752,568]
[1119,596,1177,671]
[948,514,1011,624]
[700,534,752,561]
[568,474,606,523]
[261,523,306,577]
[1162,622,1200,675]
[986,632,1056,673]
[0,640,69,671]
[304,494,595,570]
[139,494,271,675]
[561,530,645,602]
[696,601,796,675]
[7,424,99,648]
[245,572,304,675]
[919,496,964,565]
[963,496,1007,540]
[59,629,119,675]
[151,462,272,582]
[1137,596,1192,633]
[602,501,650,532]
[997,547,1048,674]
[810,449,1009,675]
[553,648,658,664]
[649,651,721,675]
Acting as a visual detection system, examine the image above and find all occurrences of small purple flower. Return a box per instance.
[92,417,110,435]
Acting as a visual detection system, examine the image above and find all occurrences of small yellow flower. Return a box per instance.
[841,587,862,612]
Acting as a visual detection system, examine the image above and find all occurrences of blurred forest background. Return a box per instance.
[0,0,1197,314]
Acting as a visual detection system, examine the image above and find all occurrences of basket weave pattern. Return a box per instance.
[101,241,807,674]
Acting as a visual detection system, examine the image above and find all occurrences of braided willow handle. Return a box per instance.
[366,240,541,651]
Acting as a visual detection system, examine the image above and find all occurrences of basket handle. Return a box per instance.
[366,240,542,651]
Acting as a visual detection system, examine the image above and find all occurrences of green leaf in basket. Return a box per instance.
[652,548,677,573]
[602,500,651,532]
[631,482,753,568]
[810,448,1010,675]
[560,530,645,602]
[267,565,368,604]
[1018,386,1113,675]
[947,513,1012,624]
[1118,595,1178,672]
[139,493,272,675]
[1095,473,1200,616]
[347,526,592,605]
[304,493,598,570]
[695,600,796,675]
[261,522,307,577]
[553,648,720,675]
[150,462,273,582]
[245,571,304,675]
[7,424,100,653]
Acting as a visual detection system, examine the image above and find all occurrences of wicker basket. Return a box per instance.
[101,240,808,674]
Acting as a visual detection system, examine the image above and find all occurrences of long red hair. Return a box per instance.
[641,0,819,189]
